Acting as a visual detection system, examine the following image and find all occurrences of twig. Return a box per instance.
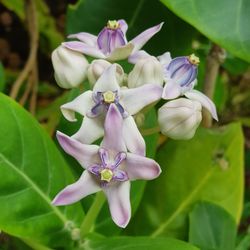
[202,44,225,128]
[10,0,39,100]
[29,60,38,114]
[19,72,33,105]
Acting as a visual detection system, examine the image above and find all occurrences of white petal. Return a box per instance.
[185,89,218,121]
[162,80,181,100]
[157,51,172,67]
[60,90,94,121]
[128,50,151,64]
[68,32,97,46]
[121,84,162,115]
[122,116,145,156]
[103,181,131,228]
[72,116,104,144]
[56,131,99,168]
[93,64,120,93]
[107,43,134,61]
[52,171,100,206]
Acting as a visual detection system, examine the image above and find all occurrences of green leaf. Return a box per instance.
[0,0,25,20]
[83,236,200,250]
[67,0,198,56]
[0,93,84,248]
[189,202,237,250]
[129,123,244,238]
[161,0,250,62]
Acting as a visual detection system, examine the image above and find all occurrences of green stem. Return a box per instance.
[80,192,106,238]
[22,239,53,250]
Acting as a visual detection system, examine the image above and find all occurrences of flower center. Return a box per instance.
[103,91,116,103]
[107,20,120,30]
[188,54,200,65]
[100,169,113,182]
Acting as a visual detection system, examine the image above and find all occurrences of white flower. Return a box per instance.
[158,98,202,140]
[51,45,89,89]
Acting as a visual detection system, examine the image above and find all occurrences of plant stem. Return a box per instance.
[80,192,105,238]
[22,239,53,250]
[202,44,225,128]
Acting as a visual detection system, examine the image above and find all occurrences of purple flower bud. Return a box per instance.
[97,20,126,55]
[167,54,199,87]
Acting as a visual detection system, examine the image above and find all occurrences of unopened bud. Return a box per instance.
[52,45,89,89]
[158,98,202,140]
[87,59,124,85]
[128,56,164,88]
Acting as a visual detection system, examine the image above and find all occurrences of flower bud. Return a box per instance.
[87,59,124,85]
[128,56,164,88]
[52,45,89,89]
[158,98,202,140]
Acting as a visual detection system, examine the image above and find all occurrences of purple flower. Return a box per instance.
[61,64,163,156]
[52,104,161,228]
[62,19,163,61]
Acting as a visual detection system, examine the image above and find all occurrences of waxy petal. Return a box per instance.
[121,84,162,115]
[52,171,100,206]
[93,64,120,93]
[103,181,131,228]
[72,116,104,144]
[60,90,94,121]
[185,89,218,121]
[101,104,126,152]
[162,80,182,100]
[63,41,105,58]
[107,43,134,61]
[118,19,128,37]
[56,131,100,168]
[125,153,161,180]
[122,116,145,156]
[130,22,164,52]
[158,52,172,67]
[68,32,97,46]
[128,50,151,64]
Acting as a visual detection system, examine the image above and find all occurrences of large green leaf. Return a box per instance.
[67,0,198,56]
[128,123,244,238]
[0,93,84,248]
[83,236,199,250]
[161,0,250,62]
[189,202,237,250]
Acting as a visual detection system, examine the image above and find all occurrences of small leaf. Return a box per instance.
[189,201,237,250]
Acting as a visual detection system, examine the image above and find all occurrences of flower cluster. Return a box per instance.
[51,20,218,228]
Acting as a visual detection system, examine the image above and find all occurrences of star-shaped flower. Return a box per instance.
[52,104,161,228]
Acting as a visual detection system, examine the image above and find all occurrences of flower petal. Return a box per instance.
[67,32,97,46]
[52,171,100,206]
[121,84,162,115]
[60,90,94,121]
[122,116,145,156]
[185,89,218,121]
[107,43,134,61]
[157,52,172,67]
[103,181,131,228]
[62,41,105,58]
[128,50,151,64]
[93,64,120,93]
[125,153,161,180]
[118,19,128,37]
[101,104,126,152]
[72,116,104,144]
[56,131,100,168]
[162,79,182,100]
[130,22,164,52]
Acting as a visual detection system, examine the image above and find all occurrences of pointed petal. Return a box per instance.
[130,22,164,52]
[67,32,97,46]
[62,41,105,58]
[118,19,128,36]
[107,43,134,61]
[52,171,100,206]
[162,80,181,100]
[128,50,151,64]
[101,104,126,152]
[93,64,120,93]
[185,89,218,121]
[121,84,162,115]
[103,181,131,228]
[122,116,145,156]
[157,52,172,67]
[125,153,161,180]
[72,116,104,144]
[60,90,94,121]
[56,131,99,168]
